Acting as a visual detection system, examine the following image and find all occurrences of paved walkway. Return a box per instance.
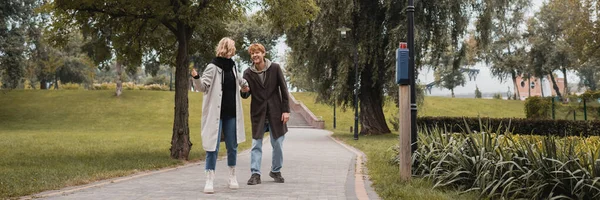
[33,128,379,200]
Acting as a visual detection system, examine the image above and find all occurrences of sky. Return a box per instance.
[264,0,571,97]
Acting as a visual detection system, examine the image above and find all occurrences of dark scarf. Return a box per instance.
[211,57,237,118]
[211,57,235,72]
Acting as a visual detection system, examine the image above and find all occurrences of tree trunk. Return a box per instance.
[540,76,544,97]
[562,67,569,95]
[170,23,192,160]
[549,73,562,98]
[528,75,531,97]
[40,80,47,89]
[511,71,520,100]
[591,72,597,91]
[451,89,455,98]
[115,60,123,97]
[358,65,390,135]
[54,72,59,90]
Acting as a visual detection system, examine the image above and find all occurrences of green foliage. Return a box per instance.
[581,90,600,100]
[474,86,482,98]
[0,0,38,89]
[145,75,169,86]
[0,27,26,89]
[398,125,600,199]
[481,0,529,89]
[525,96,551,119]
[492,93,502,99]
[228,13,281,66]
[61,83,82,90]
[418,116,600,137]
[434,66,466,98]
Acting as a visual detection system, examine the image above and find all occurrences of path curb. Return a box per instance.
[326,132,378,200]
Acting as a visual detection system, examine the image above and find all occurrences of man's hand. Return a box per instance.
[281,112,290,124]
[241,86,250,92]
[191,68,198,77]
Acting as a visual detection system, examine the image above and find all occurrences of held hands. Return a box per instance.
[281,112,290,124]
[241,86,250,92]
[241,78,250,92]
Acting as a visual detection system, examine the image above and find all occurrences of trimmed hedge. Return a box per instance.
[418,116,600,137]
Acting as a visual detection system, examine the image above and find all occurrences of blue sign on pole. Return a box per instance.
[396,46,410,85]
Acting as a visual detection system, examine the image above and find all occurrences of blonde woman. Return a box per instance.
[192,37,249,194]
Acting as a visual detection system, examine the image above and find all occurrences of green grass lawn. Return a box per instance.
[420,96,525,118]
[292,92,527,200]
[0,90,254,198]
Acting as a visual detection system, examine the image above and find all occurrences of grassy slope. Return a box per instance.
[0,90,253,198]
[291,93,527,200]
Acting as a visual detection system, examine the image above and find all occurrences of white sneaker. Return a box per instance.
[204,170,215,194]
[228,166,239,189]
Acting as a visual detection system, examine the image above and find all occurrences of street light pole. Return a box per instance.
[333,99,337,129]
[353,41,359,140]
[407,0,417,152]
[338,26,358,140]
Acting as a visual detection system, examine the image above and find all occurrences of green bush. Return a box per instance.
[392,126,600,199]
[493,93,502,99]
[474,86,482,99]
[417,116,600,137]
[143,84,168,91]
[123,82,138,90]
[61,83,82,90]
[524,96,551,119]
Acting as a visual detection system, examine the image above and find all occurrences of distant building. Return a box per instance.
[514,75,565,100]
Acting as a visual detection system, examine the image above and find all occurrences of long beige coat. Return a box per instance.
[196,63,246,151]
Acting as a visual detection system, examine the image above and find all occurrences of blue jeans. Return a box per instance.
[251,123,285,175]
[205,116,237,170]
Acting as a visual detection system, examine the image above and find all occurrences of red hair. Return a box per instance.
[248,43,266,54]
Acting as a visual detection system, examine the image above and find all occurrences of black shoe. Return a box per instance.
[269,171,285,183]
[247,173,261,185]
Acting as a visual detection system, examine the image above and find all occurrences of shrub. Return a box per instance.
[417,116,600,137]
[474,86,482,99]
[123,82,138,90]
[143,84,168,91]
[493,93,502,99]
[392,125,600,199]
[524,96,551,119]
[145,75,168,85]
[61,83,82,90]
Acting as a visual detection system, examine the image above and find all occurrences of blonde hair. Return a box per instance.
[248,43,266,54]
[216,37,236,57]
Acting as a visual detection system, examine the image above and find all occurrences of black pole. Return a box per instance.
[407,0,417,153]
[353,42,359,140]
[584,99,588,121]
[333,102,337,129]
[552,97,555,120]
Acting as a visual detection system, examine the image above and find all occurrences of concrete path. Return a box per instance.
[33,128,379,200]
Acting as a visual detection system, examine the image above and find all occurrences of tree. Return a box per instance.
[434,44,467,98]
[475,85,482,98]
[0,0,37,89]
[50,0,317,160]
[228,13,280,67]
[478,0,530,100]
[435,66,466,98]
[285,0,506,135]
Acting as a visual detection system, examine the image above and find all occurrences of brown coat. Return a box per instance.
[242,62,290,139]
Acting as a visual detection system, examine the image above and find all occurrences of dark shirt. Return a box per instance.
[194,57,237,118]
